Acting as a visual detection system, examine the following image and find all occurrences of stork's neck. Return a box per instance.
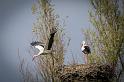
[81,44,84,47]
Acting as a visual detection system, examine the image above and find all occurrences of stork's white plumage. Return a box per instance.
[81,41,86,51]
[34,45,44,58]
[35,45,44,53]
[81,41,91,64]
[30,41,45,60]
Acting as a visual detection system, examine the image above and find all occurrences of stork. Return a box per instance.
[81,41,91,64]
[30,28,57,60]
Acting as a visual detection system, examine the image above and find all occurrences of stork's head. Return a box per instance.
[82,41,85,45]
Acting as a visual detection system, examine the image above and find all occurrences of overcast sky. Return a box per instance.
[0,0,90,82]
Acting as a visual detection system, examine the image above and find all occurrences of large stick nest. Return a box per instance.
[57,64,115,82]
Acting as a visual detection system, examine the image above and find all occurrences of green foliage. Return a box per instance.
[31,4,37,14]
[84,0,124,64]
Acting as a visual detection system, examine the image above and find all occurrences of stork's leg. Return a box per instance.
[84,54,88,64]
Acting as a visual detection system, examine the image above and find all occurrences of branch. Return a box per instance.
[41,50,55,55]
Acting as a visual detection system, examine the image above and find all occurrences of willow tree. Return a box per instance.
[31,0,68,82]
[83,0,124,80]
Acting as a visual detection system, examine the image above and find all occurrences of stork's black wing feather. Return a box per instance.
[83,46,91,54]
[30,41,43,46]
[47,28,57,50]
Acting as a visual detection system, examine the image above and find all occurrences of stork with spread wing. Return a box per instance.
[31,28,57,60]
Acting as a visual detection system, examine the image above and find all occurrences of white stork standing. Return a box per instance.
[30,28,57,60]
[81,41,91,64]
